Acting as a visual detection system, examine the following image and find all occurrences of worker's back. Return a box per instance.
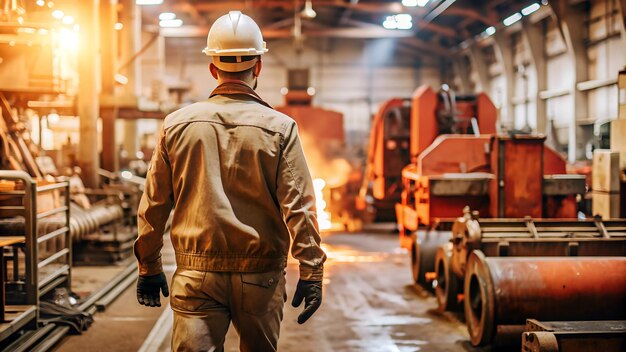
[161,94,296,272]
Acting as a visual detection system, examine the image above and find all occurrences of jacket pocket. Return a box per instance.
[240,270,285,316]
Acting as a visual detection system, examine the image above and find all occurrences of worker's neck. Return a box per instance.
[217,78,255,89]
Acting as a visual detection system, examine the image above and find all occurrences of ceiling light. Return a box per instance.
[52,10,64,19]
[159,12,176,21]
[36,0,45,6]
[62,15,74,24]
[395,14,413,23]
[136,0,163,5]
[397,21,413,29]
[402,0,418,6]
[280,87,289,95]
[114,22,124,30]
[383,17,398,30]
[417,0,429,6]
[484,26,496,36]
[502,12,522,26]
[521,3,541,16]
[301,0,317,19]
[159,19,183,28]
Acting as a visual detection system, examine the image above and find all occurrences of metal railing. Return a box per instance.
[0,170,71,310]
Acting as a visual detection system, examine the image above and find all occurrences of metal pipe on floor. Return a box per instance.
[464,251,626,346]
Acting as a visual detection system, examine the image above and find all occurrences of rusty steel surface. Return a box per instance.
[448,214,626,285]
[522,320,626,352]
[464,251,626,346]
[490,136,545,218]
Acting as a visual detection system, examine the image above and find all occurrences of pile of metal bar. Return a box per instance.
[434,210,626,312]
[465,252,626,346]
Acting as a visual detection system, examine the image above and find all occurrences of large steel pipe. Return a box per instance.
[411,230,451,286]
[464,251,626,346]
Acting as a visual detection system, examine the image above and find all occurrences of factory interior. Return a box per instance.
[0,0,625,351]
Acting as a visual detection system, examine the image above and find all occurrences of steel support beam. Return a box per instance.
[100,0,118,172]
[618,0,626,49]
[468,45,491,95]
[521,20,547,134]
[452,55,472,94]
[551,0,588,161]
[493,32,515,130]
[119,0,140,157]
[77,0,101,188]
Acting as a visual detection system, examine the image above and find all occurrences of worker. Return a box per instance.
[133,11,326,352]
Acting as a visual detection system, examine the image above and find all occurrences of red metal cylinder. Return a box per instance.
[464,251,626,346]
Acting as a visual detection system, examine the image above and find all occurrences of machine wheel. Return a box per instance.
[410,239,422,285]
[435,243,461,312]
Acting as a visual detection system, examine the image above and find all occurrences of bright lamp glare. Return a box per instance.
[397,21,413,29]
[62,15,74,25]
[159,12,176,21]
[395,14,413,23]
[52,10,64,19]
[485,26,496,36]
[417,0,429,5]
[136,0,163,4]
[521,3,541,16]
[383,18,398,30]
[402,0,418,6]
[159,19,183,28]
[503,12,522,26]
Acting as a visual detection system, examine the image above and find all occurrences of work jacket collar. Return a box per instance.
[209,80,273,109]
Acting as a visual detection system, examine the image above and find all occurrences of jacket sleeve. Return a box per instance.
[276,122,327,281]
[134,128,174,276]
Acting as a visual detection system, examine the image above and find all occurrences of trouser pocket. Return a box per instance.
[240,270,286,316]
[170,269,213,313]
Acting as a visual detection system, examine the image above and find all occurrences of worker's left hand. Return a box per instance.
[137,272,169,307]
[291,279,322,324]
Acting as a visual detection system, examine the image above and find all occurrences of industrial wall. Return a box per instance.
[159,37,439,148]
[452,0,625,161]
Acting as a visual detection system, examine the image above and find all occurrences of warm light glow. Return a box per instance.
[159,19,183,28]
[159,12,176,21]
[503,12,522,26]
[52,10,64,19]
[280,87,289,95]
[62,15,74,25]
[47,113,60,124]
[521,3,541,16]
[114,22,124,30]
[313,178,332,231]
[136,151,145,159]
[59,28,78,52]
[36,0,45,6]
[307,87,316,96]
[136,0,163,5]
[121,170,133,180]
[114,73,129,85]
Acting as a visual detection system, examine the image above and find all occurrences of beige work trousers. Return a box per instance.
[170,268,287,352]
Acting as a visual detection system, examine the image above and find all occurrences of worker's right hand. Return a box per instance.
[137,272,169,307]
[291,279,322,324]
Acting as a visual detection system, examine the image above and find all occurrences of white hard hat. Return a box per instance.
[203,11,268,72]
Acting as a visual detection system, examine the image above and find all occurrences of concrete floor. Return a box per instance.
[55,225,480,352]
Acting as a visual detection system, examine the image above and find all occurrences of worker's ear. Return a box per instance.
[253,58,262,78]
[209,63,219,79]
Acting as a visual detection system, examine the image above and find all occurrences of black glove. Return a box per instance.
[137,272,169,307]
[291,279,322,324]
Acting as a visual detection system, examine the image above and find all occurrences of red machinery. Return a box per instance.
[358,85,499,220]
[360,85,585,285]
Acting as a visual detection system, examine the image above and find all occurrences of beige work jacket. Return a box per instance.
[134,82,326,281]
